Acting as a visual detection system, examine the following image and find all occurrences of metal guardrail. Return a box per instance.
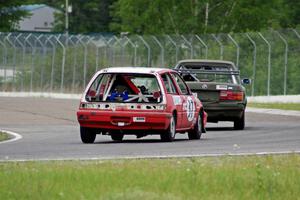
[0,29,300,96]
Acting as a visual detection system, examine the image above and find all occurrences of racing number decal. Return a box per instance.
[184,96,195,122]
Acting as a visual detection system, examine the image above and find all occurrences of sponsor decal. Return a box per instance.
[183,96,195,122]
[201,84,208,89]
[133,117,146,122]
[216,85,228,90]
[172,96,182,106]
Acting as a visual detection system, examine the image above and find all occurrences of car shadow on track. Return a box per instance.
[206,127,234,131]
[94,138,190,144]
[206,126,258,132]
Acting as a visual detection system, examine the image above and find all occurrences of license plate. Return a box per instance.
[117,122,125,126]
[216,85,228,90]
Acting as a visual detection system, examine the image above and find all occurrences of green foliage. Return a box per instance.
[110,0,283,34]
[279,0,300,28]
[248,103,300,111]
[33,0,115,33]
[0,155,300,199]
[2,0,300,34]
[0,132,10,142]
[0,0,30,31]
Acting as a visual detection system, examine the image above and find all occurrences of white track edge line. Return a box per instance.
[1,150,299,162]
[0,130,23,144]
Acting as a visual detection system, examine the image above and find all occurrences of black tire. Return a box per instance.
[188,112,202,140]
[234,111,245,130]
[80,126,96,143]
[160,115,176,142]
[110,131,124,141]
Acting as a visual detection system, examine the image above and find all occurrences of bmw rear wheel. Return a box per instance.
[160,115,176,142]
[234,111,245,130]
[80,126,97,143]
[188,112,202,140]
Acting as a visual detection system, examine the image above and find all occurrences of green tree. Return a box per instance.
[110,0,207,34]
[207,0,283,33]
[0,0,30,31]
[279,0,300,28]
[35,0,115,33]
[110,0,283,34]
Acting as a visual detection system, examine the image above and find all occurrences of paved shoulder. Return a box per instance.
[247,107,300,117]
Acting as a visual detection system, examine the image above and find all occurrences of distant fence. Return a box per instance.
[0,29,300,95]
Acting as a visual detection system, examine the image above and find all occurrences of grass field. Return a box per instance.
[0,154,299,200]
[0,132,10,142]
[248,103,300,111]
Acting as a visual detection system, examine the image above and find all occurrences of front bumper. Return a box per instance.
[77,110,172,130]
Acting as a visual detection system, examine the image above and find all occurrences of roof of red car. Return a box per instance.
[99,67,174,74]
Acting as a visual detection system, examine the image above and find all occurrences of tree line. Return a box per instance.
[1,0,300,34]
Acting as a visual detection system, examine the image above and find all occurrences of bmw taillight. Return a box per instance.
[219,90,244,101]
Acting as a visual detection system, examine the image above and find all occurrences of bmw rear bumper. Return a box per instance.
[203,103,246,122]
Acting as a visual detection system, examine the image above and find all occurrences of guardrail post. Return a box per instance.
[5,33,17,91]
[24,34,34,92]
[95,39,100,72]
[245,33,257,96]
[15,34,25,91]
[36,35,46,92]
[0,33,8,91]
[112,36,124,66]
[79,36,92,88]
[66,35,78,93]
[55,35,66,93]
[258,32,271,96]
[138,36,151,67]
[33,34,45,92]
[86,36,98,75]
[275,31,288,95]
[212,34,223,60]
[124,36,137,67]
[99,36,110,69]
[166,35,178,63]
[292,29,300,40]
[45,36,56,93]
[195,35,208,59]
[107,37,116,66]
[152,36,164,67]
[31,34,44,92]
[228,34,240,68]
[181,35,193,59]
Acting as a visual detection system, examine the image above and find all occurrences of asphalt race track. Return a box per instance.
[0,97,300,161]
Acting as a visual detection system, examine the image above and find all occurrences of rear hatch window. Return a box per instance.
[85,73,162,103]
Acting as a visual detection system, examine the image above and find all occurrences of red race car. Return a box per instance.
[77,67,207,143]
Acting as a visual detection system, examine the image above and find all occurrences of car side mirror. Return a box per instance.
[241,78,251,85]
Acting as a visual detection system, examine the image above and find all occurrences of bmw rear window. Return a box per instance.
[179,64,240,84]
